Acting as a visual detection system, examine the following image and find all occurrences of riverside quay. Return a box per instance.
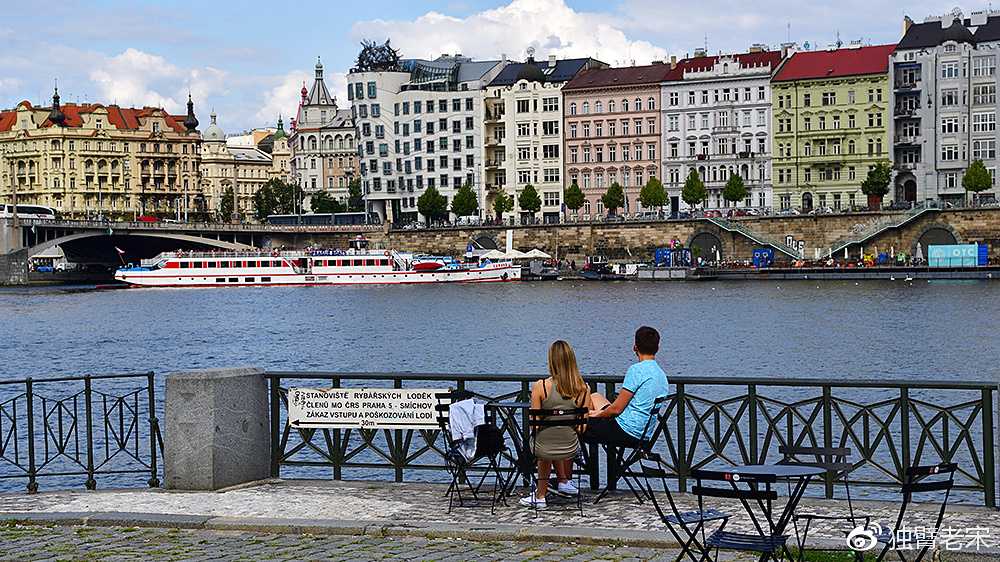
[1,368,998,560]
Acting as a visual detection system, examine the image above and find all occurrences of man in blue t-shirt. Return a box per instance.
[582,326,669,447]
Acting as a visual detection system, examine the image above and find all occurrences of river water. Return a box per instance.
[1,278,997,382]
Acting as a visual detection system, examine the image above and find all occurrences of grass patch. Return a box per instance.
[785,547,875,562]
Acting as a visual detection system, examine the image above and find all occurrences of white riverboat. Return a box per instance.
[114,239,520,287]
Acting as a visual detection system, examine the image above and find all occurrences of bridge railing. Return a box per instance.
[265,371,998,506]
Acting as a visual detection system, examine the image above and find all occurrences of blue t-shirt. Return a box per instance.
[615,359,669,440]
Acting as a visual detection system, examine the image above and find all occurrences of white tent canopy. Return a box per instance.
[501,249,527,259]
[479,250,504,260]
[523,249,551,259]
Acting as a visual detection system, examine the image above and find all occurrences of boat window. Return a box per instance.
[228,277,238,283]
[366,259,375,266]
[261,277,271,283]
[220,261,229,268]
[180,262,189,268]
[272,260,281,267]
[380,259,388,266]
[245,277,254,283]
[193,262,202,268]
[216,278,225,283]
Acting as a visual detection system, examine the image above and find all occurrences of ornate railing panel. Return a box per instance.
[267,372,998,506]
[0,373,162,493]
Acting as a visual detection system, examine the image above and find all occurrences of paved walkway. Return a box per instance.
[1,479,997,560]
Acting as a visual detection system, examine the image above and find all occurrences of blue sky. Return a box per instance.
[0,0,959,135]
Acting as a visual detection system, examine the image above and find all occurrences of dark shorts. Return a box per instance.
[580,417,642,448]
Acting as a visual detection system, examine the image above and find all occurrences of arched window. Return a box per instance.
[848,140,856,154]
[608,100,615,113]
[648,97,655,110]
[635,98,641,111]
[582,102,590,114]
[570,103,577,115]
[622,99,629,112]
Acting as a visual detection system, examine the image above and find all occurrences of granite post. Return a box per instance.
[164,366,270,490]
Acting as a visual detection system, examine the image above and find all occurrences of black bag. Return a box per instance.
[475,423,504,457]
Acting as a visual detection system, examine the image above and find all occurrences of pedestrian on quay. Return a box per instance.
[582,326,669,450]
[520,340,592,508]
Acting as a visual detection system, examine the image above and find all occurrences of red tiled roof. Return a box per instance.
[663,51,784,80]
[563,64,673,91]
[773,44,896,81]
[0,109,18,132]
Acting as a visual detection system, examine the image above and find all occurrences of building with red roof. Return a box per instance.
[0,89,202,220]
[771,43,895,212]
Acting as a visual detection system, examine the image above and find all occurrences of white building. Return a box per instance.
[347,55,505,224]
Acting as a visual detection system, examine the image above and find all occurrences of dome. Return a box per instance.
[203,111,224,141]
[47,87,66,126]
[516,56,546,84]
[941,17,975,45]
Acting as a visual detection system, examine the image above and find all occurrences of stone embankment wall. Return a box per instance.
[0,248,28,285]
[277,209,1000,263]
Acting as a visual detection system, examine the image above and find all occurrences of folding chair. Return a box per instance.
[638,451,730,562]
[524,406,588,516]
[434,391,508,514]
[691,467,790,561]
[777,446,869,561]
[856,462,957,562]
[592,396,667,504]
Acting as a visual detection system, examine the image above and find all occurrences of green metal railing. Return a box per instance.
[705,217,802,259]
[264,372,998,507]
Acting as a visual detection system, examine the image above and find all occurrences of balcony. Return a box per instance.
[696,154,709,161]
[894,134,920,145]
[484,159,503,170]
[486,137,500,147]
[712,125,738,135]
[894,106,920,117]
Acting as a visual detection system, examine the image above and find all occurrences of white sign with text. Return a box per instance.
[287,387,449,430]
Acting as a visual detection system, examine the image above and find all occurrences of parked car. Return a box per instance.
[602,213,625,221]
[632,211,660,221]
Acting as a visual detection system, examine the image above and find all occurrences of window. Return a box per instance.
[758,86,766,100]
[974,56,997,76]
[583,148,590,163]
[570,103,577,115]
[758,110,766,126]
[595,122,603,136]
[517,99,530,113]
[974,85,996,105]
[648,97,655,110]
[608,122,615,136]
[942,145,959,161]
[819,116,826,130]
[609,145,616,161]
[669,92,679,106]
[942,62,960,79]
[803,117,811,131]
[942,89,959,106]
[595,101,602,113]
[822,92,836,105]
[543,145,558,158]
[833,115,840,129]
[517,123,530,136]
[803,93,811,107]
[848,114,856,128]
[942,117,960,134]
[647,144,655,160]
[542,97,558,112]
[973,113,996,132]
[542,121,559,135]
[583,124,590,137]
[668,115,679,131]
[570,148,578,163]
[973,139,996,159]
[648,120,655,134]
[582,102,590,114]
[543,169,560,183]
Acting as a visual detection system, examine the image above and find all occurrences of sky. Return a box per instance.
[0,0,966,136]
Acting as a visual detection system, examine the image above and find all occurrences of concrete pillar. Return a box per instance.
[164,366,270,490]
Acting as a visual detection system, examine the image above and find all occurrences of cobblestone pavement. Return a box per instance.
[0,522,759,561]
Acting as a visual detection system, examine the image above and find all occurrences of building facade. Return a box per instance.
[291,59,356,211]
[483,54,606,223]
[892,10,1000,205]
[661,49,783,212]
[347,55,505,224]
[772,44,895,211]
[562,64,673,218]
[0,90,202,220]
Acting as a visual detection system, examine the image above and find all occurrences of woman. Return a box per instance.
[520,340,592,508]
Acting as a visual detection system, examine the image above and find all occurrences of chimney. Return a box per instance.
[670,55,677,69]
[549,54,557,68]
[902,15,914,36]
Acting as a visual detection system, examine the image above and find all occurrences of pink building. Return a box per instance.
[562,64,673,218]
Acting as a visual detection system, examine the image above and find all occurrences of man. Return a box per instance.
[582,326,669,447]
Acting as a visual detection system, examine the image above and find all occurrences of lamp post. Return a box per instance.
[231,162,239,224]
[4,149,18,249]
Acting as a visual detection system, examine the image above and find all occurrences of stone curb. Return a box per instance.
[2,511,998,560]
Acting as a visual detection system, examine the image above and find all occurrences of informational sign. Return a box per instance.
[752,249,774,268]
[928,244,987,267]
[287,387,448,429]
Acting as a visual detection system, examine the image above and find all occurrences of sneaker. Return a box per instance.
[556,481,579,496]
[519,494,546,508]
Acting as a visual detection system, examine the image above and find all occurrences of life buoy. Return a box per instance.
[176,252,182,258]
[273,250,279,257]
[384,250,390,256]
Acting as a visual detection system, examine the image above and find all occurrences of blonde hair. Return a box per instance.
[548,340,588,403]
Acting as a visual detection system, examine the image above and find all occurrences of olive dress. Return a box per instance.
[529,378,584,461]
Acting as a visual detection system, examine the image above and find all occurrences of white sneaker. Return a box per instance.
[519,495,546,508]
[556,481,579,496]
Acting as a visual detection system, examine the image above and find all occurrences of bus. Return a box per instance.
[0,204,58,219]
[265,212,380,226]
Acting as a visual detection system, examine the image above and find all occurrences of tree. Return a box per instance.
[638,177,667,213]
[220,186,234,220]
[518,183,542,221]
[601,182,625,215]
[252,178,300,220]
[451,182,478,217]
[681,169,707,210]
[346,178,364,211]
[417,186,447,223]
[860,161,893,210]
[492,187,514,219]
[564,182,585,214]
[310,191,344,214]
[722,173,748,207]
[963,158,992,204]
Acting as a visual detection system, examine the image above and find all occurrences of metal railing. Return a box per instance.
[705,217,802,259]
[0,372,163,492]
[821,201,941,256]
[264,372,998,506]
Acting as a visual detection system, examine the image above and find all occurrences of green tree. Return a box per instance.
[492,188,514,219]
[417,186,448,223]
[518,183,542,221]
[346,178,364,211]
[451,182,479,217]
[220,186,235,220]
[860,161,893,210]
[601,182,625,215]
[638,177,667,212]
[681,169,707,210]
[310,191,345,214]
[962,158,992,204]
[564,182,585,214]
[252,178,300,220]
[722,173,748,207]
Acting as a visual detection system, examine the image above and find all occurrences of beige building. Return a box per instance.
[0,88,202,220]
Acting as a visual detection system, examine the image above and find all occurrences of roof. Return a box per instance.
[228,146,272,163]
[773,44,896,82]
[563,64,673,91]
[488,58,595,86]
[0,102,190,133]
[662,51,784,81]
[897,14,1000,50]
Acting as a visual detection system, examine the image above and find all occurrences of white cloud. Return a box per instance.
[253,69,312,129]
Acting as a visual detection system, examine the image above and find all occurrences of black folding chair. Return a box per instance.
[857,462,957,562]
[638,451,730,562]
[523,406,588,516]
[691,468,789,562]
[592,396,668,504]
[435,391,508,514]
[777,446,869,561]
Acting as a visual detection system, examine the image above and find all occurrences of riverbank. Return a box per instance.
[636,264,1000,281]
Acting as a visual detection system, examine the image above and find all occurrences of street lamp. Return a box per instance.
[3,149,18,249]
[231,161,239,224]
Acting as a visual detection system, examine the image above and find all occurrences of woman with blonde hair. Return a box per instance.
[520,340,592,508]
